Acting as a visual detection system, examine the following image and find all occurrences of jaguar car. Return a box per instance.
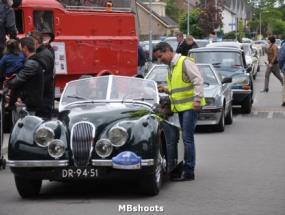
[189,47,254,113]
[7,76,183,198]
[145,63,233,132]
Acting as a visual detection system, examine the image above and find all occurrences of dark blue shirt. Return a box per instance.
[0,53,25,77]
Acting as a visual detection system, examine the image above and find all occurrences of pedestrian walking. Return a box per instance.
[278,40,285,106]
[29,31,55,120]
[153,42,205,181]
[0,0,17,58]
[175,32,191,56]
[261,36,283,93]
[7,37,44,116]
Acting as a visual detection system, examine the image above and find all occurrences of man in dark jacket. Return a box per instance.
[30,31,55,119]
[7,37,44,114]
[175,32,191,56]
[186,35,198,51]
[0,0,18,58]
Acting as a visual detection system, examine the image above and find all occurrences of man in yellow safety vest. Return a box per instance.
[153,42,205,181]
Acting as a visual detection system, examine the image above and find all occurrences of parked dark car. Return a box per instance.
[7,76,183,197]
[145,64,233,132]
[189,47,254,113]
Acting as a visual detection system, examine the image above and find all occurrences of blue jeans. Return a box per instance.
[178,110,198,172]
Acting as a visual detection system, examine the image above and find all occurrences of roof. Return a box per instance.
[137,0,178,28]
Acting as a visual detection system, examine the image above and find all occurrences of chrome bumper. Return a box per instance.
[7,160,69,167]
[7,159,154,169]
[92,159,154,169]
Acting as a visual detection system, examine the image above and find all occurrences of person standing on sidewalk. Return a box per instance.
[278,40,285,106]
[153,42,205,181]
[261,36,283,93]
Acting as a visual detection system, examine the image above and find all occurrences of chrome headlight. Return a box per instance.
[95,139,113,158]
[108,126,128,147]
[34,127,54,147]
[48,139,65,159]
[232,76,249,85]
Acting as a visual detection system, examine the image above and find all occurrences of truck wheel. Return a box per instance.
[241,96,252,114]
[14,176,42,198]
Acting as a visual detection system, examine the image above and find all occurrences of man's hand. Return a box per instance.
[193,100,201,112]
[158,85,169,94]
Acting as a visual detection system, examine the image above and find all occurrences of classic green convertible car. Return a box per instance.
[7,76,183,198]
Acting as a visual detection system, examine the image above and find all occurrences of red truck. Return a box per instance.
[14,0,138,97]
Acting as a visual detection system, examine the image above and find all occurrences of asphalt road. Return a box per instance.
[0,60,285,215]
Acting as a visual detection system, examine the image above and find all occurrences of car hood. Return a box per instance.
[204,85,220,98]
[58,103,152,132]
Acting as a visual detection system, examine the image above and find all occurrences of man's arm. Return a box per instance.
[183,59,204,101]
[5,8,18,39]
[8,60,40,89]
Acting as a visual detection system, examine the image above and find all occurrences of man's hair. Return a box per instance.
[153,42,173,53]
[268,35,276,44]
[175,32,184,38]
[4,39,21,55]
[29,31,43,44]
[186,35,194,40]
[20,37,35,53]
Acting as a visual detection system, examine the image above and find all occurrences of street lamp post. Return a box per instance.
[187,0,189,36]
[259,10,261,38]
[149,0,153,62]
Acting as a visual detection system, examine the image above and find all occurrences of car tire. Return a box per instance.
[14,176,42,198]
[241,96,252,114]
[139,139,164,196]
[225,103,233,125]
[215,109,225,132]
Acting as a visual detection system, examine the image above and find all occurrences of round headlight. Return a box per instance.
[48,139,65,159]
[108,127,128,147]
[95,139,113,158]
[34,127,54,147]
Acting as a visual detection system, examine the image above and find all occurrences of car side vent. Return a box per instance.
[71,121,95,167]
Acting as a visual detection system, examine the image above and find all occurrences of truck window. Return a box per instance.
[15,10,23,34]
[33,11,53,33]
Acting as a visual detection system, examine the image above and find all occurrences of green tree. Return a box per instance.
[179,9,204,38]
[165,0,181,22]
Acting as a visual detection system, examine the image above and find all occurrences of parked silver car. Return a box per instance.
[145,64,233,132]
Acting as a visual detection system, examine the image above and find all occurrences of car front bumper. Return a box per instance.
[197,107,222,125]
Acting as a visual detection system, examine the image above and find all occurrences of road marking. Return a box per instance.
[267,112,273,119]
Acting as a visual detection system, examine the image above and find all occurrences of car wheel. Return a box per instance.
[215,109,225,132]
[241,96,252,114]
[225,103,233,125]
[14,176,42,198]
[140,139,164,196]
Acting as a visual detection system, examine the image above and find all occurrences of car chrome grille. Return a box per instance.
[71,121,95,167]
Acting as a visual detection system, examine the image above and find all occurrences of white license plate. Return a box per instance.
[61,168,98,178]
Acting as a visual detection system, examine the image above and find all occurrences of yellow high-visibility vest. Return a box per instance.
[167,56,206,113]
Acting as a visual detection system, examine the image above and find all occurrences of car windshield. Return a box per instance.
[60,76,159,107]
[146,64,219,85]
[197,65,219,85]
[191,51,243,69]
